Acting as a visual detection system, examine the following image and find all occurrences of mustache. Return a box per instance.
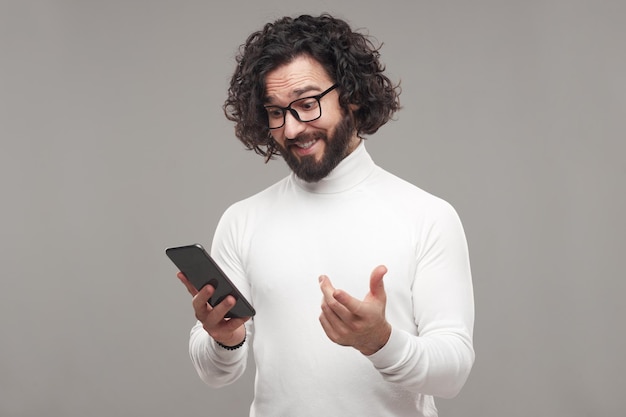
[287,132,327,144]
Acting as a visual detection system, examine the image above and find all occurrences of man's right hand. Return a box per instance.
[177,272,249,347]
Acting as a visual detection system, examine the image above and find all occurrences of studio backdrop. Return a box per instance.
[1,1,624,416]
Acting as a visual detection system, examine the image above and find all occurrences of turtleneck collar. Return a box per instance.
[291,141,377,194]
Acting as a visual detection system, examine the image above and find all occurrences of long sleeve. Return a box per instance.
[368,200,475,398]
[188,320,251,388]
[187,203,255,388]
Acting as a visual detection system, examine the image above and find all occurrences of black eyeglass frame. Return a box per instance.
[264,84,339,129]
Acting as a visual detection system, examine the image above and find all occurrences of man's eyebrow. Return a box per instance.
[264,85,322,104]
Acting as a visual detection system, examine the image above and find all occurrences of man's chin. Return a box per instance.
[290,158,329,183]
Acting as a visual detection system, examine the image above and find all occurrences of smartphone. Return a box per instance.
[165,243,255,318]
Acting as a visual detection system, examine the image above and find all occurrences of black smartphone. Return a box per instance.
[165,243,255,318]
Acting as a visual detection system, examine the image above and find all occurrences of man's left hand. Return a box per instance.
[318,265,392,356]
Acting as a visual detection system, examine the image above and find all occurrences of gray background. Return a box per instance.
[1,1,624,416]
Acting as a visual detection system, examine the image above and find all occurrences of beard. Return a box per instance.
[275,113,355,183]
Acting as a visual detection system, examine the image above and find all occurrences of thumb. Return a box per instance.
[369,265,388,299]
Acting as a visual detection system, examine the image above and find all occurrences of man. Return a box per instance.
[177,13,474,417]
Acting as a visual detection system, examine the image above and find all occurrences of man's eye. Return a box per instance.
[295,99,318,111]
[266,108,284,119]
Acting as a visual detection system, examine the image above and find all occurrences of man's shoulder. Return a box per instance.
[373,166,441,200]
[372,166,459,217]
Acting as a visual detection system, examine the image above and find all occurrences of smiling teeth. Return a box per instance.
[295,140,316,149]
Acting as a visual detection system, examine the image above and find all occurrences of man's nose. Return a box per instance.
[283,110,306,139]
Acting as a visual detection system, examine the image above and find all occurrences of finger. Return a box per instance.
[319,275,348,313]
[369,265,388,299]
[319,308,341,343]
[177,272,199,296]
[225,316,251,331]
[191,284,215,318]
[319,275,360,320]
[210,294,238,320]
[204,297,250,337]
[318,274,336,300]
[319,275,345,321]
[332,288,363,314]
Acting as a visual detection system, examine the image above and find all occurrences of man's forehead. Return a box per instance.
[263,83,322,104]
[263,56,331,102]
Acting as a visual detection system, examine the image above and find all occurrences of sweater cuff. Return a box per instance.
[366,327,411,369]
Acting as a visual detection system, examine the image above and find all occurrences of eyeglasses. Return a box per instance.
[264,84,338,129]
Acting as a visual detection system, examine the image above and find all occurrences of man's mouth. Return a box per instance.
[293,139,317,150]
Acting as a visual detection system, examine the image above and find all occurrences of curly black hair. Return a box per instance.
[223,13,401,160]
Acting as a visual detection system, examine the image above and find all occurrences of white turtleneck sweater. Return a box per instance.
[189,142,475,417]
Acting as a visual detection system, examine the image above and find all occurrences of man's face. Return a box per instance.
[263,55,361,182]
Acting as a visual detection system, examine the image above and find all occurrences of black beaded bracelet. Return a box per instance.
[216,335,246,351]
